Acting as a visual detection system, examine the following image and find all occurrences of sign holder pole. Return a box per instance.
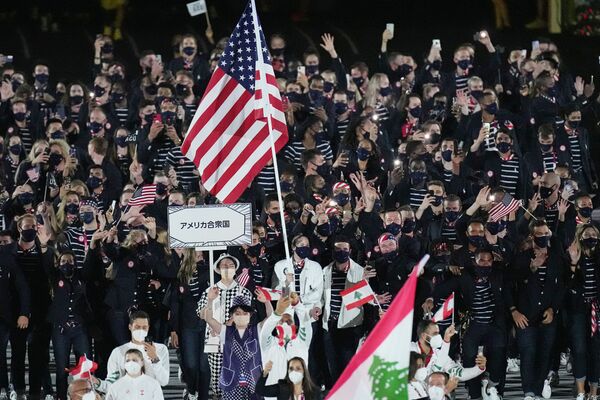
[251,0,293,272]
[209,248,215,286]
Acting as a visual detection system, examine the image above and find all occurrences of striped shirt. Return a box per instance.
[582,256,598,299]
[441,222,458,244]
[148,140,177,176]
[64,227,96,268]
[70,111,80,123]
[188,269,203,303]
[455,74,469,94]
[499,156,520,197]
[166,147,197,190]
[330,267,347,319]
[544,202,559,228]
[250,261,263,287]
[472,279,494,324]
[374,103,390,123]
[542,152,557,173]
[335,118,350,139]
[409,187,428,210]
[483,121,499,152]
[114,107,129,126]
[536,264,547,286]
[284,141,333,170]
[183,103,198,123]
[19,126,33,154]
[442,169,453,185]
[255,164,276,195]
[567,132,582,172]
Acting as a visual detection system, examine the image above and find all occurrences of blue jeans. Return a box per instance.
[516,321,557,396]
[324,321,364,384]
[462,321,507,399]
[180,325,210,399]
[52,324,90,400]
[0,320,9,390]
[107,310,130,345]
[569,310,600,385]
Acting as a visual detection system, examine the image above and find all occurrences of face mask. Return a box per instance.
[182,46,196,56]
[70,95,83,105]
[145,84,158,96]
[59,263,75,278]
[19,192,34,205]
[48,153,64,168]
[88,121,104,135]
[270,212,281,225]
[93,85,106,98]
[475,266,492,278]
[569,120,581,129]
[36,214,44,225]
[143,113,155,124]
[316,222,333,236]
[51,130,66,140]
[80,211,95,225]
[486,221,505,235]
[380,86,393,97]
[111,93,125,103]
[9,144,22,155]
[401,219,416,234]
[87,176,103,190]
[432,196,444,207]
[333,249,350,263]
[334,193,350,206]
[81,390,96,400]
[35,73,49,84]
[484,103,498,115]
[280,180,294,192]
[65,203,79,215]
[383,249,398,261]
[334,102,348,115]
[431,60,442,71]
[468,235,486,248]
[496,141,511,154]
[470,90,484,100]
[233,314,250,326]
[309,89,324,105]
[539,185,554,199]
[286,92,302,103]
[534,235,550,248]
[295,246,310,259]
[540,143,553,153]
[441,149,453,162]
[115,136,128,147]
[131,328,147,342]
[101,43,113,53]
[428,386,446,400]
[323,81,334,93]
[579,207,593,219]
[428,334,444,350]
[547,86,557,97]
[445,211,460,222]
[271,48,285,56]
[306,65,319,76]
[160,110,176,126]
[414,367,428,382]
[316,163,330,177]
[11,80,21,92]
[352,76,365,87]
[124,361,142,375]
[410,171,427,185]
[357,147,371,161]
[583,237,599,249]
[409,106,422,119]
[288,370,304,384]
[246,243,262,258]
[175,83,190,97]
[20,228,36,243]
[156,182,168,196]
[457,59,471,70]
[13,112,26,122]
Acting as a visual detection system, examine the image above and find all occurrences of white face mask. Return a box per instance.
[131,329,147,342]
[428,385,446,400]
[414,367,428,382]
[233,314,250,327]
[220,268,236,280]
[288,370,304,384]
[81,391,96,400]
[429,334,444,351]
[124,360,142,376]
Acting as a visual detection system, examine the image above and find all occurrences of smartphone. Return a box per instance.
[346,74,351,87]
[483,122,491,132]
[520,49,527,59]
[153,113,162,124]
[69,147,77,157]
[110,200,116,213]
[592,75,595,85]
[478,345,485,356]
[1,55,13,64]
[156,54,162,64]
[145,336,154,344]
[393,159,401,167]
[532,40,540,50]
[432,39,441,50]
[386,23,395,38]
[297,65,306,76]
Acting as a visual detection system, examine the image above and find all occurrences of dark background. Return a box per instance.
[0,0,598,83]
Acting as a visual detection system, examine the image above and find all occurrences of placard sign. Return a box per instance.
[186,0,207,16]
[168,203,252,248]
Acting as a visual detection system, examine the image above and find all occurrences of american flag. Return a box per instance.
[181,0,288,203]
[236,267,251,287]
[128,184,157,207]
[489,192,522,222]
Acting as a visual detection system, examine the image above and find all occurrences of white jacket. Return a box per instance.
[410,340,485,382]
[273,258,324,314]
[106,374,164,400]
[322,259,365,331]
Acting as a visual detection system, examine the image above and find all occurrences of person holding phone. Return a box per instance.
[95,311,169,394]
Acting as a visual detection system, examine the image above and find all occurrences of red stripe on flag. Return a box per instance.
[346,294,375,310]
[339,280,369,297]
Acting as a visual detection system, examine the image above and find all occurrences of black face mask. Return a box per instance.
[59,263,76,278]
[386,222,401,236]
[315,163,330,177]
[70,95,84,105]
[579,207,593,219]
[539,186,555,199]
[19,192,34,205]
[445,211,460,222]
[534,235,550,248]
[246,243,262,258]
[401,219,416,234]
[468,235,486,248]
[65,203,79,215]
[475,266,492,279]
[20,228,36,243]
[333,249,350,263]
[156,183,168,196]
[582,237,598,249]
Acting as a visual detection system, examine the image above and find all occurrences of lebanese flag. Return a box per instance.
[340,280,375,310]
[327,255,429,400]
[432,293,455,322]
[256,286,282,301]
[68,354,98,379]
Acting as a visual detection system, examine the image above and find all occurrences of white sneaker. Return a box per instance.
[566,356,573,373]
[575,394,586,400]
[8,390,16,400]
[506,358,520,373]
[541,379,551,399]
[187,393,198,400]
[0,389,7,400]
[487,386,500,400]
[44,395,54,400]
[524,396,535,400]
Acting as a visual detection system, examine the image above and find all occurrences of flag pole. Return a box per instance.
[519,203,538,221]
[251,0,292,270]
[451,291,455,325]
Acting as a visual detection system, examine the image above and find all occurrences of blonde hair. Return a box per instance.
[56,191,81,228]
[122,229,148,250]
[574,223,600,257]
[363,73,391,108]
[49,139,76,177]
[26,139,49,163]
[178,248,198,284]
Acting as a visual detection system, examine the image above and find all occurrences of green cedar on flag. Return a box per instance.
[340,280,375,310]
[326,255,430,400]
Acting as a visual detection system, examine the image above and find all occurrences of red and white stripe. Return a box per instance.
[181,63,287,204]
[256,286,282,301]
[432,293,455,322]
[128,184,157,207]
